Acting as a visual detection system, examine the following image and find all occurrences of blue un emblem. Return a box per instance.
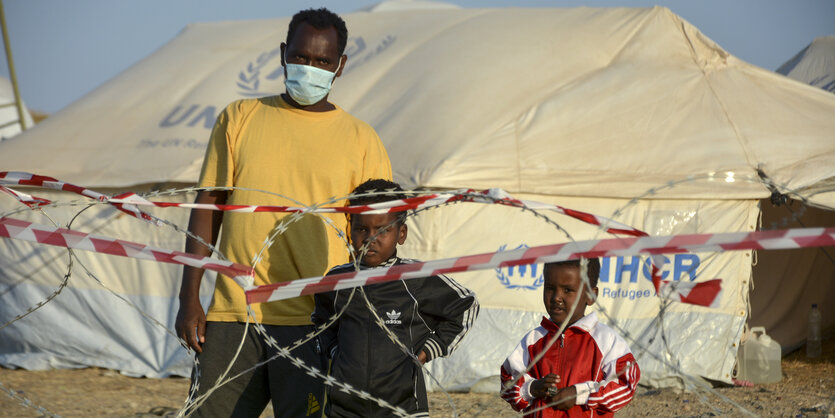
[235,36,395,97]
[495,244,544,290]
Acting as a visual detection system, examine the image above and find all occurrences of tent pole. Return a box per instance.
[0,0,27,131]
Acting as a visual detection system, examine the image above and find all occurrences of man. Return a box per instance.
[175,8,392,417]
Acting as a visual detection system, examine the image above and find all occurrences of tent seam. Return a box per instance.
[677,19,759,171]
[514,116,522,192]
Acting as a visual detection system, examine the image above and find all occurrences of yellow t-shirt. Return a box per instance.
[197,95,392,325]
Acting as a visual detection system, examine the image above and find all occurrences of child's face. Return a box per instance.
[543,264,597,327]
[350,213,407,267]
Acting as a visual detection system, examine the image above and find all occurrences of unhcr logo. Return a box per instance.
[597,255,700,301]
[235,35,396,97]
[599,254,700,283]
[495,244,544,290]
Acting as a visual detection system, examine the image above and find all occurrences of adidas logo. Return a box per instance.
[385,310,402,325]
[306,393,320,416]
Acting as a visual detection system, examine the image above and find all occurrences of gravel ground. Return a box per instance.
[1,340,832,417]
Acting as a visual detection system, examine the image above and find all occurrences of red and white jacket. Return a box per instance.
[500,312,640,417]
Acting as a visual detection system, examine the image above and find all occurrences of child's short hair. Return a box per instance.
[543,258,601,288]
[349,179,408,225]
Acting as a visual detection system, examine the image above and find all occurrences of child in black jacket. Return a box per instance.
[312,179,479,417]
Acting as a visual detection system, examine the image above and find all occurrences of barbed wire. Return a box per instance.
[0,379,58,417]
[0,171,832,416]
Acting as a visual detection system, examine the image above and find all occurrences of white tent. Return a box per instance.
[777,35,835,93]
[0,75,34,141]
[1,4,834,390]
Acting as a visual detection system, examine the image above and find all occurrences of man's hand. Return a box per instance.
[530,373,560,399]
[175,295,206,353]
[418,350,428,364]
[551,385,577,410]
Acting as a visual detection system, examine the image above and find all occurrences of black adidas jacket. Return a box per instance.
[311,255,479,418]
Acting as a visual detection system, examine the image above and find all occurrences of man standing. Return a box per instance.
[175,8,392,417]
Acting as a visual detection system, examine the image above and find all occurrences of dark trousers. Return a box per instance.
[189,321,326,418]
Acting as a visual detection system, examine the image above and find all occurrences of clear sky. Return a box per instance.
[1,0,833,113]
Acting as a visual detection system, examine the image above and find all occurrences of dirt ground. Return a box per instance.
[1,340,832,417]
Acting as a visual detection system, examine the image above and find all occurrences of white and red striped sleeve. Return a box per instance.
[499,327,546,412]
[575,325,641,413]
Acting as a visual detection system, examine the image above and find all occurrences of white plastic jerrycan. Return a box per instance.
[738,326,782,384]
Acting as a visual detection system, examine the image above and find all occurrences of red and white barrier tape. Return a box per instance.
[0,171,645,237]
[245,227,835,307]
[108,189,646,236]
[0,185,51,208]
[114,189,646,236]
[0,172,156,224]
[11,171,827,308]
[0,217,254,289]
[3,204,832,308]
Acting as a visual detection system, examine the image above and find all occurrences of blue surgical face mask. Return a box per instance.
[284,55,342,106]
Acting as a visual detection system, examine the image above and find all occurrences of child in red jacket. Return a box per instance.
[500,258,640,417]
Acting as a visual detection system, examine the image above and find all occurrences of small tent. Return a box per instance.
[1,5,834,389]
[777,35,835,93]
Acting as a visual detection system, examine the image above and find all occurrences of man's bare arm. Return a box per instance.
[174,190,227,353]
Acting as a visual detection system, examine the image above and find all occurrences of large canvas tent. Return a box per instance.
[1,3,834,390]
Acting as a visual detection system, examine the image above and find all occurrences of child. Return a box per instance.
[500,258,640,417]
[312,179,479,417]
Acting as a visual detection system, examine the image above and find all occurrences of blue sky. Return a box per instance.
[1,0,833,113]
